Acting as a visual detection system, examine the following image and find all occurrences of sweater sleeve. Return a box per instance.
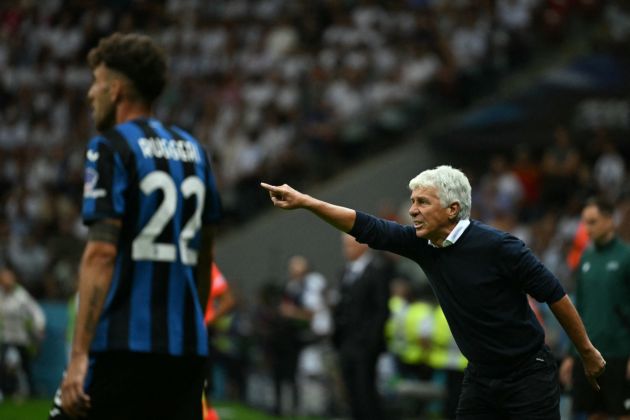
[350,211,419,259]
[498,234,565,304]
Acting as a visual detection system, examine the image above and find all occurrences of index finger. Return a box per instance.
[587,375,600,392]
[260,182,279,192]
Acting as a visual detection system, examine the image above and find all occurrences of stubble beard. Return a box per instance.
[94,103,116,133]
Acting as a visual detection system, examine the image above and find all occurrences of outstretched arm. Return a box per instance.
[261,182,356,232]
[550,294,606,391]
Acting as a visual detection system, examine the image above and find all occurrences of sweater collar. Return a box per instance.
[428,219,471,248]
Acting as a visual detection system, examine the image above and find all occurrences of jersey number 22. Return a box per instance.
[132,170,205,265]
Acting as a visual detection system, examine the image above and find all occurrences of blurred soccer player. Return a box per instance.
[49,33,221,420]
[261,165,605,419]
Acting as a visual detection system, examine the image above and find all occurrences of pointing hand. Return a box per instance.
[260,182,307,210]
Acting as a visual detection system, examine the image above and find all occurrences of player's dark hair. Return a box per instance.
[88,32,167,105]
[585,196,615,217]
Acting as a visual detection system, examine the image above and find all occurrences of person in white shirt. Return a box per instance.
[0,265,46,398]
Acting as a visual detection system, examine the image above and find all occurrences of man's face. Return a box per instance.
[582,205,614,245]
[342,233,368,261]
[87,64,117,132]
[288,256,308,280]
[408,186,452,242]
[0,268,16,293]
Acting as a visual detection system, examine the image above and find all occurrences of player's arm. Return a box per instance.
[279,301,314,322]
[24,289,46,342]
[73,219,120,354]
[550,294,606,391]
[196,225,215,313]
[260,182,356,232]
[62,219,120,418]
[559,356,574,387]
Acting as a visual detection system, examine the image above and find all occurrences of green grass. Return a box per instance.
[0,399,325,420]
[0,398,50,420]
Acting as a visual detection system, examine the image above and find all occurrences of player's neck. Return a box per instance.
[116,100,152,124]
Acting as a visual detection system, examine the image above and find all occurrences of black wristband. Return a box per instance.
[87,221,120,244]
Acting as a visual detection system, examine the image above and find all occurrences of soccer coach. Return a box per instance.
[261,165,605,418]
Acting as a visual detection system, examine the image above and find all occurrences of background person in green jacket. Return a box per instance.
[560,197,630,420]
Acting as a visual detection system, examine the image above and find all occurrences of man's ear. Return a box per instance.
[448,202,460,220]
[109,78,125,103]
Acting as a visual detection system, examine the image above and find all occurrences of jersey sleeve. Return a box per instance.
[82,136,128,225]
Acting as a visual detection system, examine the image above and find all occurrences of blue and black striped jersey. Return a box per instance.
[82,117,221,357]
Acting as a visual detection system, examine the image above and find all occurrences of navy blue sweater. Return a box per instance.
[350,212,565,377]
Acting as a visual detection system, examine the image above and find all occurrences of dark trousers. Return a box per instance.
[443,369,465,420]
[270,348,300,416]
[0,344,34,396]
[457,346,560,419]
[50,351,206,420]
[339,346,382,420]
[572,356,630,416]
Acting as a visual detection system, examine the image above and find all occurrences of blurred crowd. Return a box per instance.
[0,0,614,301]
[467,125,630,295]
[1,0,630,417]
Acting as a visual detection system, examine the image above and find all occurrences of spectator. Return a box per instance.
[512,145,542,221]
[329,233,393,420]
[478,154,524,224]
[384,277,433,383]
[0,264,46,399]
[285,255,332,417]
[495,0,538,68]
[541,125,581,210]
[267,255,328,417]
[204,263,236,420]
[593,135,626,202]
[426,305,467,420]
[384,277,434,417]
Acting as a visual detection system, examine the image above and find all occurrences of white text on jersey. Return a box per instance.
[138,137,201,163]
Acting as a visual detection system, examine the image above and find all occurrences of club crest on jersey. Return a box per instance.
[606,261,619,271]
[87,149,100,162]
[84,167,107,198]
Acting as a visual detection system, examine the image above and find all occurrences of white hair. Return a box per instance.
[408,165,472,220]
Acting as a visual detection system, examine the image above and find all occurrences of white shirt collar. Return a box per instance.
[428,219,470,248]
[348,251,373,274]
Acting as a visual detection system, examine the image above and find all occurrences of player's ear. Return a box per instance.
[109,77,125,103]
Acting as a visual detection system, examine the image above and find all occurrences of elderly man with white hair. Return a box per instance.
[261,164,606,419]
